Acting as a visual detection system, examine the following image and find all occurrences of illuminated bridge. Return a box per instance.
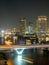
[0,44,49,49]
[0,44,49,54]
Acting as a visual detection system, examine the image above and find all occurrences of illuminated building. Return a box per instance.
[37,16,47,43]
[12,28,17,32]
[11,28,17,35]
[19,18,26,35]
[25,24,34,34]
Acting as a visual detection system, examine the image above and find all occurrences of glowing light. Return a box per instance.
[14,48,24,55]
[26,39,31,45]
[1,30,5,33]
[17,55,22,61]
[5,40,13,45]
[46,37,49,41]
[14,55,22,65]
[1,30,5,37]
[38,18,41,21]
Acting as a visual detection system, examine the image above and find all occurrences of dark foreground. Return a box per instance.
[0,48,49,65]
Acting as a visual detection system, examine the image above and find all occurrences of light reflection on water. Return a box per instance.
[14,55,22,65]
[17,55,22,61]
[13,55,27,65]
[12,48,49,65]
[12,49,37,65]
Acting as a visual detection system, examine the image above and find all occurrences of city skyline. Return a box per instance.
[0,0,49,30]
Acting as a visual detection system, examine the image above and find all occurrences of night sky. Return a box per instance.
[0,0,49,30]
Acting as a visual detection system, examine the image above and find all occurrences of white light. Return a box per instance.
[1,30,5,37]
[14,54,22,65]
[16,49,24,55]
[17,55,22,61]
[14,48,24,55]
[1,30,5,33]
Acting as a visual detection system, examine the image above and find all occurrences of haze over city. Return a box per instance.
[0,0,49,30]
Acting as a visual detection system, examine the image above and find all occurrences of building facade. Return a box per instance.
[19,18,26,35]
[37,16,47,43]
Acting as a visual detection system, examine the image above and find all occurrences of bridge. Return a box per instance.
[0,44,49,49]
[0,44,49,54]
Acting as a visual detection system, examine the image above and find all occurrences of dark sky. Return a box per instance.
[0,0,49,30]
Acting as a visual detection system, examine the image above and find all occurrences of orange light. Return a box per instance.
[5,40,13,45]
[38,18,41,21]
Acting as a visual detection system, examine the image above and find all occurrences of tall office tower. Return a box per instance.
[25,23,34,34]
[19,18,26,35]
[11,28,17,34]
[37,16,47,43]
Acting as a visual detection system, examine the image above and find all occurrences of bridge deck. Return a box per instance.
[0,44,49,49]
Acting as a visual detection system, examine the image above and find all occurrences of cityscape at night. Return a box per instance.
[0,0,49,65]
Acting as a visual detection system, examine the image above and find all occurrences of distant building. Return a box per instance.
[19,18,26,35]
[37,16,47,43]
[25,24,34,34]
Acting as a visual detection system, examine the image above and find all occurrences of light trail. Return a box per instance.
[22,57,33,64]
[23,57,33,61]
[22,59,33,64]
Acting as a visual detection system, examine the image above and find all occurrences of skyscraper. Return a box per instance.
[25,23,34,34]
[19,18,26,35]
[37,16,47,43]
